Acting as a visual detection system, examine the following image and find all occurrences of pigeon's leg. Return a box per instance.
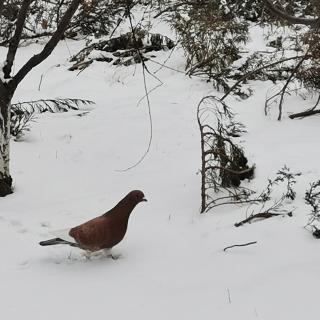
[103,249,121,260]
[101,248,113,259]
[100,248,118,260]
[82,251,92,260]
[82,249,115,260]
[102,248,111,255]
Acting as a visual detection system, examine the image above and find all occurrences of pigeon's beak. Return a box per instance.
[141,197,147,202]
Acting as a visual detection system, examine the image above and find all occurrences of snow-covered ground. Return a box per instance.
[1,26,320,320]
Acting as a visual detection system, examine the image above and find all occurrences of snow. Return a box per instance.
[0,62,5,81]
[1,26,320,320]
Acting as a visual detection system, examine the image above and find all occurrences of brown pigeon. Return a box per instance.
[39,190,147,252]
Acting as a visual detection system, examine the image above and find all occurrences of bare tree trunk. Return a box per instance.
[3,0,33,78]
[0,84,13,196]
[0,0,82,196]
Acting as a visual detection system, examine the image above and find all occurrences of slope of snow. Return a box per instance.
[1,27,320,320]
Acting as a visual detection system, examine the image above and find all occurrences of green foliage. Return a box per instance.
[169,2,248,88]
[70,0,123,37]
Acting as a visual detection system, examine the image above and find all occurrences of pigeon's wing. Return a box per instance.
[69,217,113,251]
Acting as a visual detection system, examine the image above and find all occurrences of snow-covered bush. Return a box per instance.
[168,2,249,92]
[197,96,254,213]
[10,98,94,140]
[69,30,175,70]
[0,0,125,45]
[305,180,320,237]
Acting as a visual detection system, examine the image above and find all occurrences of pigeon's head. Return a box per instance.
[128,190,147,204]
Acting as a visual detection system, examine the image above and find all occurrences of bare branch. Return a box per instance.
[277,53,309,120]
[116,3,162,172]
[289,109,320,119]
[3,0,33,79]
[234,211,292,227]
[56,0,67,24]
[262,0,319,26]
[288,85,320,119]
[0,31,54,47]
[262,52,310,120]
[153,1,209,19]
[220,55,309,101]
[205,166,254,176]
[9,0,82,91]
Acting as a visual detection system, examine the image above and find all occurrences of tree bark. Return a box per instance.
[0,83,13,196]
[3,0,33,79]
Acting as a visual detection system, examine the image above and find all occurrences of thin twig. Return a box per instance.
[277,53,309,120]
[311,93,320,110]
[153,1,210,19]
[116,3,157,172]
[205,166,254,176]
[9,0,82,91]
[289,109,320,119]
[235,211,292,227]
[289,93,320,119]
[220,55,309,101]
[223,241,257,252]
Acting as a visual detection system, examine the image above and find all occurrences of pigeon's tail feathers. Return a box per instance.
[50,229,75,242]
[39,237,79,247]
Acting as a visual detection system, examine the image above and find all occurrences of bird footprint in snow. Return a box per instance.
[10,220,22,227]
[18,260,30,269]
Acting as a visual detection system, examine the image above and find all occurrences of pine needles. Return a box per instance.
[11,98,94,139]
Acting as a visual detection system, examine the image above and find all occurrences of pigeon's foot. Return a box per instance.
[82,251,93,260]
[81,249,121,260]
[109,253,122,260]
[102,249,122,260]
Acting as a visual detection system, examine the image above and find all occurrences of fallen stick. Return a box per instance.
[223,241,257,252]
[289,109,320,119]
[235,211,292,227]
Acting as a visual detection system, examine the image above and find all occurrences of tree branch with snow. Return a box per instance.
[262,0,319,26]
[9,0,82,91]
[3,0,33,79]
